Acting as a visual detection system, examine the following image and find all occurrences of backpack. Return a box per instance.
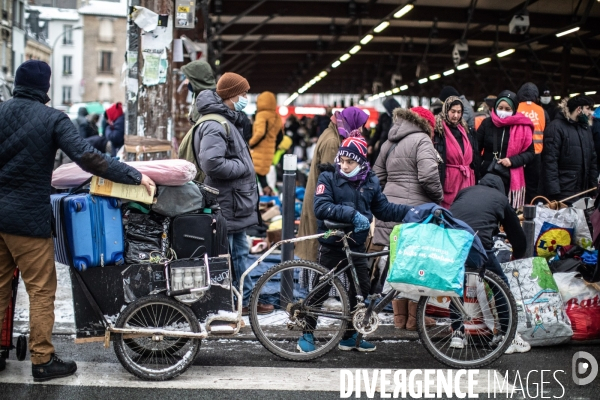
[178,114,230,182]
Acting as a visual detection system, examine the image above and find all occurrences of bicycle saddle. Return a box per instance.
[324,220,353,230]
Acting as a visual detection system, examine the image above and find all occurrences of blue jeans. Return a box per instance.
[228,231,252,307]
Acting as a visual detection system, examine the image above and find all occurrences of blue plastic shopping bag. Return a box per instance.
[387,216,474,297]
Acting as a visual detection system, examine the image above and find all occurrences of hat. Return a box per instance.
[410,106,435,132]
[14,60,51,93]
[495,90,518,114]
[216,72,250,100]
[517,82,539,103]
[567,95,594,113]
[181,60,216,93]
[439,86,460,102]
[337,136,368,166]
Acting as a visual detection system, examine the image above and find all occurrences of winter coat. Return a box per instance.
[541,101,598,199]
[476,116,535,192]
[296,122,341,261]
[433,124,479,188]
[373,108,443,246]
[105,114,125,154]
[194,90,259,233]
[249,92,281,176]
[0,86,142,238]
[314,164,410,250]
[592,110,600,172]
[450,174,526,258]
[75,107,95,138]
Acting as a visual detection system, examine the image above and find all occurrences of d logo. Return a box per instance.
[572,351,598,385]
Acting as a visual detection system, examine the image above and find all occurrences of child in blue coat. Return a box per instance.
[299,136,411,353]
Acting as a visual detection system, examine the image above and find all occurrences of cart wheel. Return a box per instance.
[113,294,201,381]
[16,335,27,361]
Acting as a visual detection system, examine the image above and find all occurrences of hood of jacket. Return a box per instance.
[196,89,241,124]
[256,91,276,112]
[77,107,88,117]
[181,60,216,94]
[479,174,505,193]
[383,97,400,115]
[388,108,432,142]
[517,82,539,103]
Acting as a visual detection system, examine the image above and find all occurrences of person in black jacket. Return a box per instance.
[593,107,600,172]
[0,61,154,380]
[541,95,597,201]
[298,136,410,354]
[368,96,399,164]
[539,84,559,122]
[450,174,531,354]
[74,107,95,138]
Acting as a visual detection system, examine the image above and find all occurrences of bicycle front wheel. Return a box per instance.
[249,260,350,361]
[417,269,517,369]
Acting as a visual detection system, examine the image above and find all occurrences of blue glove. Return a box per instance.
[352,212,370,233]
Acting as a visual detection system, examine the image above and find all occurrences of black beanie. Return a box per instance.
[439,86,460,102]
[14,60,52,93]
[495,90,518,114]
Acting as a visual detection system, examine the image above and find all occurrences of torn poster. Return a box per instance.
[132,6,159,32]
[142,53,160,86]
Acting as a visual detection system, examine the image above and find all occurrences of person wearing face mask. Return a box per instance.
[539,84,559,122]
[432,96,479,209]
[541,95,597,201]
[296,137,411,353]
[477,90,534,209]
[194,72,273,316]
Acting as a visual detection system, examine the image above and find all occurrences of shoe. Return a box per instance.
[504,333,531,354]
[242,303,275,316]
[32,354,77,382]
[450,330,466,349]
[323,297,343,312]
[391,298,408,329]
[297,333,316,353]
[338,333,376,352]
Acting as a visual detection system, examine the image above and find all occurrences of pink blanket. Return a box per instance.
[52,159,197,189]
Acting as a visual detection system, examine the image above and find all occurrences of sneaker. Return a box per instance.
[323,297,343,311]
[504,333,531,354]
[338,333,376,352]
[450,330,466,349]
[297,333,316,353]
[32,354,77,382]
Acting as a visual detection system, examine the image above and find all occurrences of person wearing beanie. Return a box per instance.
[542,95,597,201]
[297,136,411,354]
[296,106,368,262]
[192,72,271,316]
[539,83,559,121]
[439,86,475,131]
[0,60,154,380]
[477,90,534,209]
[181,59,216,124]
[433,96,479,208]
[372,106,442,330]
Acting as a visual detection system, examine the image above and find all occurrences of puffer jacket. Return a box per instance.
[541,100,598,199]
[373,108,443,246]
[249,91,281,176]
[194,90,259,233]
[0,86,142,238]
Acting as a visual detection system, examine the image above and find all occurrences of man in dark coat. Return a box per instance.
[539,84,559,122]
[541,95,597,201]
[74,107,95,138]
[368,96,399,164]
[0,60,154,380]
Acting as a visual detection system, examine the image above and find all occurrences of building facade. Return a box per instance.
[79,0,126,104]
[11,0,26,75]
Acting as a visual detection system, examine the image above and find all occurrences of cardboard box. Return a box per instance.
[90,176,155,204]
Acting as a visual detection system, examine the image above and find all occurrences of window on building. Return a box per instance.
[98,19,114,43]
[63,55,72,75]
[63,25,73,45]
[98,51,112,73]
[98,82,111,103]
[2,0,8,21]
[62,86,72,105]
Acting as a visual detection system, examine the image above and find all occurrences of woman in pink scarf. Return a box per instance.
[433,97,479,208]
[476,90,534,209]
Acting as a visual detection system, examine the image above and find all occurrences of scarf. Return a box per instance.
[434,96,469,135]
[330,107,369,138]
[490,110,534,209]
[441,121,474,208]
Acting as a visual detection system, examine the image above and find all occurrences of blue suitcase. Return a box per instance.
[51,194,125,271]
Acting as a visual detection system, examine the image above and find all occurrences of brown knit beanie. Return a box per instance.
[216,72,250,100]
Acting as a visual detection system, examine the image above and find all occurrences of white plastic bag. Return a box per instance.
[554,272,600,341]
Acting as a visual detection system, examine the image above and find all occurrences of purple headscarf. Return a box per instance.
[331,107,369,139]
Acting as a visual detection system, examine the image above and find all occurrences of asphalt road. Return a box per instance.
[1,335,598,400]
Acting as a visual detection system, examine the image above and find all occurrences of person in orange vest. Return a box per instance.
[517,83,550,204]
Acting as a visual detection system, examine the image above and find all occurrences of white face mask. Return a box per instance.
[496,110,512,119]
[540,96,551,105]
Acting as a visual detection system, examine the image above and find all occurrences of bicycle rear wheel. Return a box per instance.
[417,269,517,369]
[249,260,350,361]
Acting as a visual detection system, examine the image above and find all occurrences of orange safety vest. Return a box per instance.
[517,102,546,154]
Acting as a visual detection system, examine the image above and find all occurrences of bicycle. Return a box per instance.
[248,217,518,369]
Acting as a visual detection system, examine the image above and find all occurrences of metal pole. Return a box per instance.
[280,154,297,306]
[522,205,537,258]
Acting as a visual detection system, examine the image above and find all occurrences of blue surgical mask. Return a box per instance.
[340,165,361,178]
[233,96,248,111]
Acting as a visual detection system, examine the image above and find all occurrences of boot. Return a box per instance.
[406,301,437,331]
[391,298,408,329]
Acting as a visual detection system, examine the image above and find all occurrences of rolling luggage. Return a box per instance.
[171,214,217,259]
[51,194,125,271]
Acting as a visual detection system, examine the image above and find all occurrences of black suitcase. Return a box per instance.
[171,214,217,258]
